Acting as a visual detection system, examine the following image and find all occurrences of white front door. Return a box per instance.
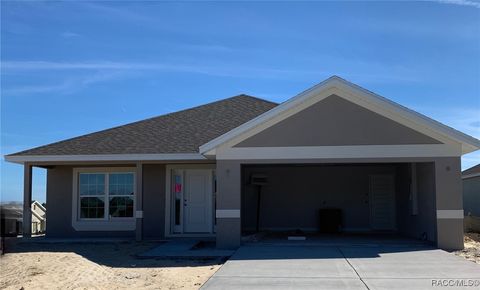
[184,169,212,233]
[369,174,396,230]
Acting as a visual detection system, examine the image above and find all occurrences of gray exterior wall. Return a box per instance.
[236,95,441,147]
[46,165,134,238]
[46,164,166,239]
[463,176,480,217]
[435,157,463,250]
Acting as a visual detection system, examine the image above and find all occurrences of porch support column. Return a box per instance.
[23,163,33,238]
[135,162,143,241]
[435,157,463,250]
[216,160,241,249]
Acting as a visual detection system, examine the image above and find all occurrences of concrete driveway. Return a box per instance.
[202,244,480,289]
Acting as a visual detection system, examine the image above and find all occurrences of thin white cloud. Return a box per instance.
[2,61,155,70]
[2,60,419,84]
[0,60,327,81]
[61,31,81,38]
[181,43,234,53]
[435,0,480,9]
[1,58,425,98]
[413,106,480,139]
[2,70,126,95]
[0,60,223,76]
[3,82,73,95]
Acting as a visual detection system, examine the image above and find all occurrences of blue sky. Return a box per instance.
[1,1,479,203]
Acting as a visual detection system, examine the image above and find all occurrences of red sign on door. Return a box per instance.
[175,183,182,193]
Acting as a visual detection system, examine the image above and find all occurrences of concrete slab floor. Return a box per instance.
[202,245,480,290]
[212,246,358,279]
[203,277,366,289]
[244,232,433,248]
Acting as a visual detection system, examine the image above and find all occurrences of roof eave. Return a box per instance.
[462,172,480,180]
[463,142,480,155]
[4,153,207,165]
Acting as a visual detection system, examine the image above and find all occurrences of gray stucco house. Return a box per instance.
[6,76,480,250]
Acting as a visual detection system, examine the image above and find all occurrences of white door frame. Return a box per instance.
[165,164,216,237]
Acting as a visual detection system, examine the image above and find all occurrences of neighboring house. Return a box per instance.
[462,164,480,233]
[31,200,46,234]
[5,76,480,250]
[0,203,22,237]
[463,164,480,217]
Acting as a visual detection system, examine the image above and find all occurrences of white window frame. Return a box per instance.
[72,167,136,231]
[77,171,108,221]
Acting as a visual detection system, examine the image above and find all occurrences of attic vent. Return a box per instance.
[250,174,268,186]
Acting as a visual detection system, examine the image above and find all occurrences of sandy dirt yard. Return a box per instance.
[0,239,223,290]
[455,232,480,264]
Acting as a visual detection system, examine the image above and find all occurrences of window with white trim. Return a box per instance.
[78,171,135,220]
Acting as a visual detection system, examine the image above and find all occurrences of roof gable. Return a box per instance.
[235,94,442,147]
[32,200,46,212]
[200,76,480,156]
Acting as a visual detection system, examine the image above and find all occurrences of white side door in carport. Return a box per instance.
[369,174,396,230]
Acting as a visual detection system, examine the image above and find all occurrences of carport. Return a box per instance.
[203,77,474,251]
[241,163,437,244]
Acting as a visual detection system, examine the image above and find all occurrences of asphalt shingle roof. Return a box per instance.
[9,95,278,156]
[462,164,480,176]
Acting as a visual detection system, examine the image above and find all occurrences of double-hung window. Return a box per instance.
[79,173,106,219]
[108,173,135,218]
[77,170,135,221]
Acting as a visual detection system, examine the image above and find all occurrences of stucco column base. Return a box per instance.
[216,160,242,249]
[216,218,241,249]
[434,158,463,251]
[437,218,464,250]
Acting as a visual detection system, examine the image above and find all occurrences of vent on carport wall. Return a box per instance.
[250,174,268,185]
